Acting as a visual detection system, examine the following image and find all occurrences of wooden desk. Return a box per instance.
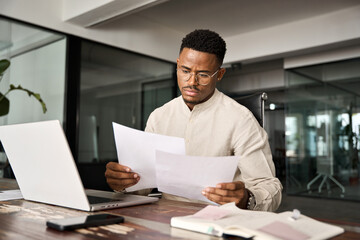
[1,178,359,240]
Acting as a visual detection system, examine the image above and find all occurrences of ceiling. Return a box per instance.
[71,0,360,95]
[103,0,360,38]
[2,0,359,65]
[2,0,360,96]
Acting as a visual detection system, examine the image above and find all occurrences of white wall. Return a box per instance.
[1,1,359,64]
[226,5,360,64]
[284,45,360,69]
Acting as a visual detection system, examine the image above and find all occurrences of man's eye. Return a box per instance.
[198,73,209,78]
[181,69,190,74]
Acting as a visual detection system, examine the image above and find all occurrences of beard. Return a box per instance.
[181,85,201,105]
[182,96,201,105]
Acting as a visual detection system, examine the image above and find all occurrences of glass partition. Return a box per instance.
[0,17,67,178]
[78,40,175,164]
[285,58,360,201]
[0,18,66,125]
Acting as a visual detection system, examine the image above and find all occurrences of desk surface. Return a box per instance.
[1,178,359,240]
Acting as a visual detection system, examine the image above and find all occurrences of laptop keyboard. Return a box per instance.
[87,195,123,204]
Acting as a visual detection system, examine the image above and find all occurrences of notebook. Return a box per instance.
[0,120,158,211]
[171,203,344,240]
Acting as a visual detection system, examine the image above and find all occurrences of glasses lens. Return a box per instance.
[176,68,218,86]
[177,69,191,81]
[196,73,211,85]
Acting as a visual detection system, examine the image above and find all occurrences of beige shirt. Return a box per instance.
[145,89,282,211]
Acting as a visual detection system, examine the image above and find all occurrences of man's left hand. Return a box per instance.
[202,181,249,209]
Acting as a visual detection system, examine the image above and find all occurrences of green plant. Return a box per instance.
[0,59,47,116]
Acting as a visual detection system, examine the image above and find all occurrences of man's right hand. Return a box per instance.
[105,162,140,191]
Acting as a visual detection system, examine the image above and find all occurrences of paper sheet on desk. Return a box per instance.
[155,150,239,203]
[0,189,23,201]
[112,122,185,192]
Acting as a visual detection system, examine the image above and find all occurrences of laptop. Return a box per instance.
[0,120,158,211]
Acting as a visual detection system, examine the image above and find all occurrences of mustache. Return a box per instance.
[182,85,200,91]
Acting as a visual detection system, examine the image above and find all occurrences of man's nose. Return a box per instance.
[187,73,198,85]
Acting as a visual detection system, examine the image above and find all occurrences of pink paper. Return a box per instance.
[193,205,231,221]
[258,221,310,240]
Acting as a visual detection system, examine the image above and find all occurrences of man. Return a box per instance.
[106,29,282,211]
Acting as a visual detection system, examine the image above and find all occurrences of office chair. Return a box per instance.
[234,92,267,127]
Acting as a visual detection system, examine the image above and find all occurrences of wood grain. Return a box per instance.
[1,178,359,240]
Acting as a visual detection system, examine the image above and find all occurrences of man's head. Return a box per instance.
[177,29,227,110]
[180,29,226,65]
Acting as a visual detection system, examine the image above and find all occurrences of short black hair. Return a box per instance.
[180,29,227,65]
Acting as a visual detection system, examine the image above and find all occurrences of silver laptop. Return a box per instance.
[0,120,158,211]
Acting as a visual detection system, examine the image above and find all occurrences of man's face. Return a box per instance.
[177,48,226,110]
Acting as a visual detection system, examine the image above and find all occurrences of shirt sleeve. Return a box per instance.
[144,111,156,133]
[234,112,283,212]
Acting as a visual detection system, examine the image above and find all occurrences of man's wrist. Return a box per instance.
[246,189,256,210]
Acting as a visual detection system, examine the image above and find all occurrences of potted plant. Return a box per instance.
[0,59,47,116]
[0,58,47,178]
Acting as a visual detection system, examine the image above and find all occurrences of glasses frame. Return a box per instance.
[176,67,220,86]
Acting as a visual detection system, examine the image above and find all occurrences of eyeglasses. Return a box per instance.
[176,68,219,86]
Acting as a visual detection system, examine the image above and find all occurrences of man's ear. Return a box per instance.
[217,68,226,82]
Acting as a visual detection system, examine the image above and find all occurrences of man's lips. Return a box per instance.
[183,88,199,97]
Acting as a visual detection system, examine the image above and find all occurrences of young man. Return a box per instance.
[105,29,282,211]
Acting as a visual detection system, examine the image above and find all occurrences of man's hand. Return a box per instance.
[105,162,140,191]
[202,181,249,209]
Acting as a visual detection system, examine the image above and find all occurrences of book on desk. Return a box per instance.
[170,202,344,240]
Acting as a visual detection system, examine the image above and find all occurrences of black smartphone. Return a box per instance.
[46,213,124,231]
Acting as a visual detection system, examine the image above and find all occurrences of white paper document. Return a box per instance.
[155,150,239,203]
[0,189,23,201]
[112,122,186,191]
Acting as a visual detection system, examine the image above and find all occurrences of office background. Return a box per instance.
[0,0,360,216]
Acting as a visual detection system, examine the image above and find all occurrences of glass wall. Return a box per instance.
[77,40,176,164]
[0,18,66,125]
[285,58,360,201]
[0,17,67,178]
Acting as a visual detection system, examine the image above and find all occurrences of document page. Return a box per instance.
[0,189,23,201]
[171,202,276,238]
[112,122,185,192]
[156,150,239,203]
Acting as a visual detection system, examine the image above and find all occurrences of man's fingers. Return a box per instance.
[204,192,240,205]
[202,188,245,199]
[202,182,247,206]
[106,177,139,191]
[107,178,139,187]
[203,187,237,197]
[216,181,245,191]
[105,162,140,191]
[105,162,139,180]
[105,169,138,180]
[106,162,132,172]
